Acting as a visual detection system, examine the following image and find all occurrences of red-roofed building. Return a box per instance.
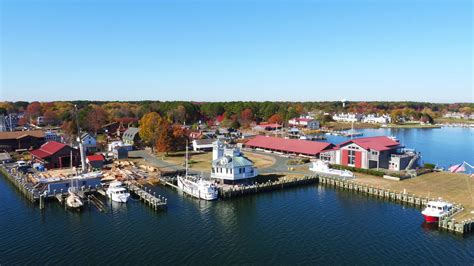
[245,135,334,157]
[319,136,419,170]
[86,154,105,169]
[30,141,80,169]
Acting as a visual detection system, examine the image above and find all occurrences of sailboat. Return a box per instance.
[177,143,218,200]
[66,179,83,209]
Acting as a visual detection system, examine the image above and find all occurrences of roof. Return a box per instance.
[212,155,254,168]
[86,154,105,162]
[30,141,69,159]
[0,130,44,140]
[245,135,334,156]
[123,127,139,141]
[338,136,400,151]
[193,139,215,146]
[0,152,11,161]
[80,132,95,140]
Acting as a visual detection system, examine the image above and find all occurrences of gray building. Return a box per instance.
[122,127,141,147]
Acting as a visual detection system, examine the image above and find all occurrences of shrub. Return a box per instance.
[329,164,385,177]
[423,163,436,170]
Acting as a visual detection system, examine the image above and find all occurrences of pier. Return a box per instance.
[125,181,167,211]
[218,175,319,199]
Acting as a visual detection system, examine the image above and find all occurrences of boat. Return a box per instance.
[106,181,130,203]
[66,187,83,209]
[177,143,218,200]
[177,175,218,200]
[421,200,453,223]
[309,160,354,178]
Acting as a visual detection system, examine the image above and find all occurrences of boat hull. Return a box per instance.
[423,215,439,223]
[177,176,218,201]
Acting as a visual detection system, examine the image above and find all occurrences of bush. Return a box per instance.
[287,157,310,165]
[329,164,385,177]
[423,163,436,170]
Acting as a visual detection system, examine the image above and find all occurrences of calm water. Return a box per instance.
[1,128,473,265]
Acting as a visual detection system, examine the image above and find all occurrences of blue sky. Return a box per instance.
[1,0,472,102]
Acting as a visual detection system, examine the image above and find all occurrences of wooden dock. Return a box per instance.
[125,182,167,211]
[218,175,319,199]
[318,175,474,235]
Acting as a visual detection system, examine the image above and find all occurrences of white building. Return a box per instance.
[363,114,391,124]
[80,133,97,153]
[332,113,363,122]
[192,139,215,152]
[211,140,257,184]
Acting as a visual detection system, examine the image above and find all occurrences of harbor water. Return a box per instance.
[1,128,473,264]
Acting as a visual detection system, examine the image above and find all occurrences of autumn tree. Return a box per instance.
[156,119,173,155]
[25,101,42,120]
[171,124,188,151]
[268,114,283,124]
[139,112,163,151]
[43,110,59,125]
[86,105,109,133]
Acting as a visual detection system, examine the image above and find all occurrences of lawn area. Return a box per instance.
[352,172,474,220]
[157,151,275,172]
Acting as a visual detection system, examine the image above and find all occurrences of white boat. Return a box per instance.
[176,143,218,200]
[309,160,354,178]
[177,175,218,200]
[421,200,453,223]
[106,181,130,203]
[66,187,83,209]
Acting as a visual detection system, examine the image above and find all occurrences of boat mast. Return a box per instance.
[185,140,188,177]
[74,105,87,173]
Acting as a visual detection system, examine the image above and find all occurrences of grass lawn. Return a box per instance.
[157,151,275,172]
[352,172,474,220]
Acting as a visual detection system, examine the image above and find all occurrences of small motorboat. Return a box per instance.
[106,181,130,203]
[421,200,453,223]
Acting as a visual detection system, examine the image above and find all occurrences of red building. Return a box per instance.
[30,141,80,169]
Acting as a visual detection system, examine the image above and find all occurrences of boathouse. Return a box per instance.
[30,141,80,169]
[319,136,419,171]
[244,135,334,157]
[0,130,45,152]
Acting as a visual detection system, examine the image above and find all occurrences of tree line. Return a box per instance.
[0,101,472,132]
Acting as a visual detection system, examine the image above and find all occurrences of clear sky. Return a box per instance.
[1,0,472,103]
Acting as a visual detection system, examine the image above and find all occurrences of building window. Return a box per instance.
[230,169,232,174]
[348,150,356,165]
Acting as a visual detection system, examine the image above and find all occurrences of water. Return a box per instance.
[1,128,473,264]
[324,127,474,169]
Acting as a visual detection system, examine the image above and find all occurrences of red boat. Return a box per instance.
[421,200,453,223]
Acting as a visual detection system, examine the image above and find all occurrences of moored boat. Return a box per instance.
[106,181,130,203]
[66,187,83,209]
[421,200,453,223]
[177,175,218,200]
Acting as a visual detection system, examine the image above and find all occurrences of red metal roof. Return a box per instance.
[86,154,105,162]
[30,141,68,159]
[338,136,400,151]
[245,135,333,156]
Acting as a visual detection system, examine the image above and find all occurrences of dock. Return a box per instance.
[218,175,319,199]
[125,182,167,211]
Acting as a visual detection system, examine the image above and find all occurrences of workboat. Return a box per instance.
[309,160,354,178]
[66,187,83,209]
[177,175,218,200]
[106,181,130,203]
[421,200,453,223]
[177,143,218,200]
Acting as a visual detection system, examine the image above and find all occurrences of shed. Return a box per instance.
[113,146,129,160]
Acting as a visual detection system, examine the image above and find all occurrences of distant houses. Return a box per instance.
[252,123,282,131]
[288,117,320,129]
[362,114,391,124]
[80,132,97,154]
[332,113,363,123]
